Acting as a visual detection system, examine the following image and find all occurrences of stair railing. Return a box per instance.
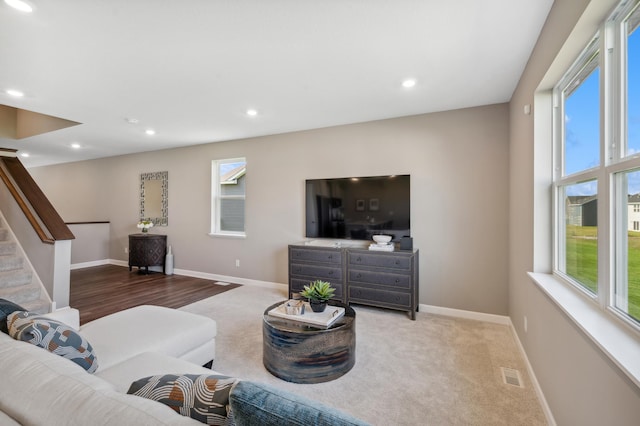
[0,149,74,243]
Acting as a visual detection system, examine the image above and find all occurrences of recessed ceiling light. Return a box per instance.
[20,152,29,158]
[402,79,416,88]
[145,129,156,136]
[71,143,81,149]
[6,89,24,97]
[4,0,33,13]
[246,109,258,117]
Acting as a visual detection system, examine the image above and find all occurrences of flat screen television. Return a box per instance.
[305,175,410,242]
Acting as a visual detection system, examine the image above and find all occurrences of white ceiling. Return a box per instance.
[0,0,554,168]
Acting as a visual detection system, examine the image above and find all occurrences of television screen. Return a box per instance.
[305,175,410,242]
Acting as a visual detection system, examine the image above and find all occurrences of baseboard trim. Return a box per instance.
[171,268,286,289]
[508,322,557,426]
[70,259,111,270]
[418,303,512,325]
[102,260,286,290]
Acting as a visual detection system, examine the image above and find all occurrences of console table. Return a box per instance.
[288,244,419,320]
[129,234,167,274]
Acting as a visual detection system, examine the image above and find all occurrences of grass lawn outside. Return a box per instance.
[565,225,640,321]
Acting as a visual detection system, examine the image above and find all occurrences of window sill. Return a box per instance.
[208,232,246,239]
[528,272,640,388]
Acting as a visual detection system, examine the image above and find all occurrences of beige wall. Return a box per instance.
[510,0,640,424]
[30,104,510,315]
[68,223,110,265]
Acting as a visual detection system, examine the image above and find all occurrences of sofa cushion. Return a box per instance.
[0,298,25,334]
[80,305,217,370]
[7,311,99,373]
[97,351,220,393]
[41,306,80,331]
[229,381,370,426]
[0,332,200,425]
[0,410,21,425]
[128,373,238,425]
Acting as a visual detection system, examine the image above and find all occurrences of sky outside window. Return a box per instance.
[564,67,600,178]
[628,21,640,157]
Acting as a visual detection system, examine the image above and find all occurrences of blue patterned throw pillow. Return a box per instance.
[7,311,99,373]
[0,298,26,334]
[128,374,238,425]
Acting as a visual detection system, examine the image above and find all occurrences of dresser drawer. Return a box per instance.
[347,252,411,271]
[348,286,411,309]
[348,269,411,289]
[290,263,342,281]
[290,248,342,264]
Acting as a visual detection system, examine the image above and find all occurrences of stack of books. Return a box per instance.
[368,243,395,251]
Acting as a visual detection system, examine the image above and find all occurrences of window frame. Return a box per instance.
[210,157,246,238]
[552,0,640,333]
[553,33,603,301]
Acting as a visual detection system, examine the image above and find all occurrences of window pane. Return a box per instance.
[616,170,640,322]
[212,158,246,234]
[562,181,598,294]
[627,9,640,156]
[564,62,600,175]
[220,199,245,232]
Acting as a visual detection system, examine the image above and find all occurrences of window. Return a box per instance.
[554,0,640,326]
[555,36,600,297]
[211,158,246,236]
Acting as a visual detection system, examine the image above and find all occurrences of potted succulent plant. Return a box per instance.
[300,280,336,313]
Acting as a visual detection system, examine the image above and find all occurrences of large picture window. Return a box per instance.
[211,158,246,236]
[554,0,640,327]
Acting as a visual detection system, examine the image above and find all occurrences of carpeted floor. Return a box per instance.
[181,285,548,426]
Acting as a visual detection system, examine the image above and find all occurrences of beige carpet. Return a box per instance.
[180,285,547,426]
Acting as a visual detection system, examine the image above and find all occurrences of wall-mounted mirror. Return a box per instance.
[140,171,168,226]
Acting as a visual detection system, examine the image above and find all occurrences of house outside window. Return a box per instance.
[211,158,246,236]
[553,0,640,326]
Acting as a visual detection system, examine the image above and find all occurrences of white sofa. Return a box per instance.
[0,304,370,426]
[0,305,220,425]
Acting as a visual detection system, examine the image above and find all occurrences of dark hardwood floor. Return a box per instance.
[70,264,241,325]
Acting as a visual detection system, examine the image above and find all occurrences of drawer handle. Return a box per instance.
[395,260,400,265]
[357,273,362,279]
[395,279,400,283]
[356,257,362,262]
[328,271,333,275]
[328,255,332,260]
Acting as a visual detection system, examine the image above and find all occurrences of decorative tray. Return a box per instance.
[268,300,345,328]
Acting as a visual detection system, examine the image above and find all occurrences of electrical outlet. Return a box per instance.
[124,247,128,254]
[235,259,240,267]
[524,316,528,333]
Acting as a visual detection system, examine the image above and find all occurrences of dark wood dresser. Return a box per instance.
[288,244,419,319]
[128,234,167,274]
